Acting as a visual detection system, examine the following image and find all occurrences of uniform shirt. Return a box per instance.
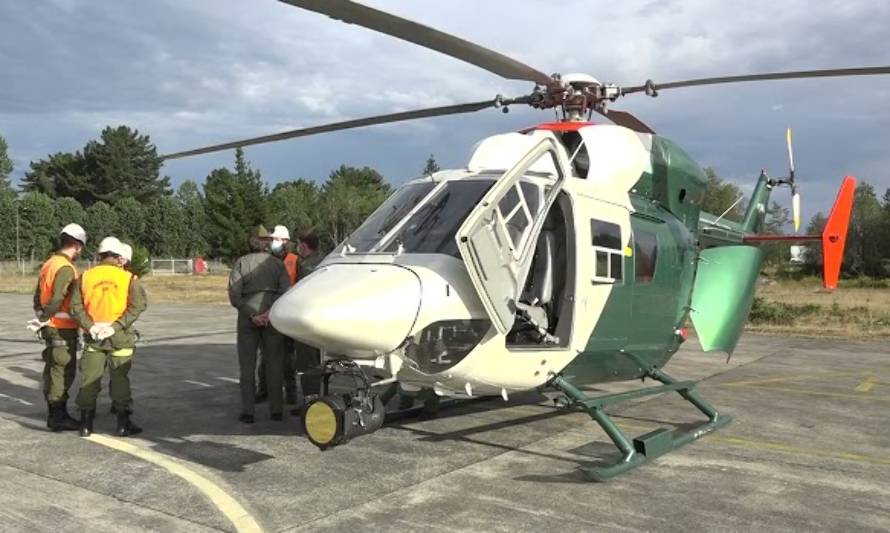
[70,259,148,350]
[32,255,76,323]
[228,252,290,317]
[296,253,323,281]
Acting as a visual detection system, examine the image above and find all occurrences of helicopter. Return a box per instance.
[161,0,884,480]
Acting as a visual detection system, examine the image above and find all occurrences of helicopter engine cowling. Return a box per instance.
[269,263,422,358]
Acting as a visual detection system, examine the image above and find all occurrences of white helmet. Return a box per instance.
[97,236,123,256]
[270,225,290,240]
[60,223,87,245]
[119,243,133,262]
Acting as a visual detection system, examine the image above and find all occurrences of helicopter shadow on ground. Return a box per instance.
[386,390,605,468]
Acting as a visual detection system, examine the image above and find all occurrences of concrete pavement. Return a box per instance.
[0,293,888,532]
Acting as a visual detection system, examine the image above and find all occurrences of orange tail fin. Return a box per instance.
[821,176,856,289]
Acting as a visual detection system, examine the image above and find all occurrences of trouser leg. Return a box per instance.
[41,328,78,403]
[108,356,134,413]
[283,338,297,403]
[61,334,77,403]
[294,340,322,397]
[256,351,267,396]
[237,317,261,416]
[262,326,285,416]
[76,349,108,410]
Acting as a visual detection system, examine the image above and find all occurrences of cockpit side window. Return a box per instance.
[382,179,495,258]
[338,181,436,253]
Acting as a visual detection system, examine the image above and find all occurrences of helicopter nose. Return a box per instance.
[269,263,422,358]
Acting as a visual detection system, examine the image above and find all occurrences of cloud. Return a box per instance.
[0,0,888,224]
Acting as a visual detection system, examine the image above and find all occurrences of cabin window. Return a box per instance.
[497,181,541,259]
[591,219,623,283]
[634,228,658,282]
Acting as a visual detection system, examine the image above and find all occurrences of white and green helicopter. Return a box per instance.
[163,0,881,480]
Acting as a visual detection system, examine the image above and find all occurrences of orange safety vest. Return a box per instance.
[38,254,79,329]
[283,252,300,286]
[81,264,133,324]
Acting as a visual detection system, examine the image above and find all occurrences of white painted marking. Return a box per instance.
[87,434,263,533]
[183,380,212,388]
[0,393,33,406]
[215,377,239,384]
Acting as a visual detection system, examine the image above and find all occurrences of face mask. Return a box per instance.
[270,239,284,252]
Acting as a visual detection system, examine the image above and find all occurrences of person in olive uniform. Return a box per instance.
[29,223,87,432]
[228,226,290,423]
[71,236,148,437]
[288,233,325,415]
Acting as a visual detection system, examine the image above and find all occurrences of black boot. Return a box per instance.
[60,402,80,426]
[48,402,79,432]
[79,409,95,437]
[46,402,52,429]
[116,411,142,437]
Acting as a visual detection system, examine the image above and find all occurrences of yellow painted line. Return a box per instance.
[87,434,263,533]
[723,370,864,388]
[855,377,878,393]
[728,384,890,402]
[707,435,890,466]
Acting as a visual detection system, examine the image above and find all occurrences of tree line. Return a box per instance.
[1,127,888,278]
[0,127,393,263]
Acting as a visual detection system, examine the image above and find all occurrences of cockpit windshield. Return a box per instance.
[340,181,436,252]
[381,179,495,257]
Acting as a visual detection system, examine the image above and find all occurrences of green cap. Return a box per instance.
[252,224,270,238]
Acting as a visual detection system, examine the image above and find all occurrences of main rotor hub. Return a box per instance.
[534,72,618,121]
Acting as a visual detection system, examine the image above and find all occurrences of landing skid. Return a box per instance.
[550,369,731,482]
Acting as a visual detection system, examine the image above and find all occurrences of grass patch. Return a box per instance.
[0,273,230,304]
[748,276,890,338]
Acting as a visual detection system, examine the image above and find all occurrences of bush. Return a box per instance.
[749,296,820,325]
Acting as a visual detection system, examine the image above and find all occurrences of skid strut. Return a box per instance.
[550,369,731,481]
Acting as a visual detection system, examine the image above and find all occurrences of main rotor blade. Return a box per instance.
[279,0,551,85]
[161,99,497,160]
[595,108,655,134]
[622,65,890,94]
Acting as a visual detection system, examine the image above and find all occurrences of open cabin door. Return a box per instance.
[456,137,569,334]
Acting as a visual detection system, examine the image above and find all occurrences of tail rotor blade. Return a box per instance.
[792,191,801,232]
[786,127,795,174]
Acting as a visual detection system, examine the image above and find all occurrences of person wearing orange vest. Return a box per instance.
[29,223,87,432]
[71,236,148,437]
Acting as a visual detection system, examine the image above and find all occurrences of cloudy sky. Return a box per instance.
[1,0,888,224]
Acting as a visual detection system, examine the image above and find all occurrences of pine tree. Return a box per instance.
[266,179,319,239]
[422,154,440,176]
[18,192,58,261]
[319,165,390,247]
[177,180,209,256]
[0,135,14,194]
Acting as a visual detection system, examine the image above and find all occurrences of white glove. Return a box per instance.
[96,325,116,340]
[89,322,115,341]
[26,317,49,333]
